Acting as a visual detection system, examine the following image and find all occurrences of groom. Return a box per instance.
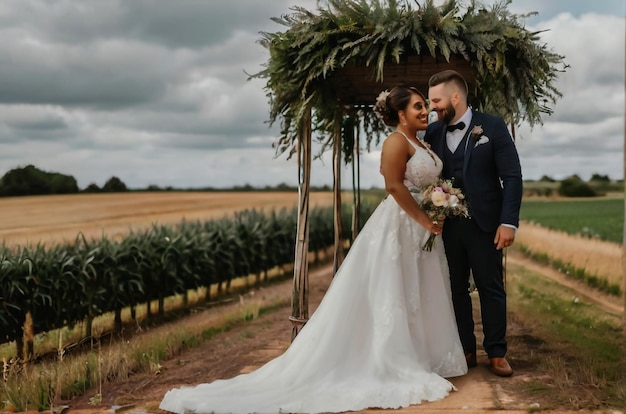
[424,70,523,377]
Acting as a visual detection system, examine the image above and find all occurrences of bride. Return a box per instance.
[160,86,468,414]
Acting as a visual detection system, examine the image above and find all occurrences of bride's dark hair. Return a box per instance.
[373,86,427,127]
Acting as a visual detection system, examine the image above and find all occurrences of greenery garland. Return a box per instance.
[251,0,566,157]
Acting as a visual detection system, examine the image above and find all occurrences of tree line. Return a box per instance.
[0,165,126,197]
[0,164,621,198]
[0,165,333,197]
[526,174,623,197]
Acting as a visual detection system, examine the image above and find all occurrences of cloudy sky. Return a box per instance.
[0,0,623,190]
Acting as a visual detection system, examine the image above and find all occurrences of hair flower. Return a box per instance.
[373,90,390,121]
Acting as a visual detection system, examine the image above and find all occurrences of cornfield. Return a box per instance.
[0,201,376,361]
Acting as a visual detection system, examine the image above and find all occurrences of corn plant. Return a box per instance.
[0,247,23,349]
[67,234,107,339]
[0,244,53,360]
[118,232,151,321]
[148,225,187,319]
[97,237,144,334]
[176,221,214,302]
[308,207,334,262]
[234,209,268,286]
[264,207,297,274]
[205,219,237,295]
[45,246,84,330]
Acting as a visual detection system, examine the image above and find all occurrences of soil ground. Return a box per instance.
[1,192,623,414]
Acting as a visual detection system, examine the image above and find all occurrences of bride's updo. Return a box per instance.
[373,86,427,127]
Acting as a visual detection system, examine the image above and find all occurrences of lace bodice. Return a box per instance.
[396,132,443,192]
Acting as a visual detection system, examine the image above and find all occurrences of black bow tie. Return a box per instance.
[446,122,465,132]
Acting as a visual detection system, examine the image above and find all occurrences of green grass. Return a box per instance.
[521,197,624,243]
[507,263,625,409]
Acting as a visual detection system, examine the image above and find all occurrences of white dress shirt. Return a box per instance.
[446,108,473,153]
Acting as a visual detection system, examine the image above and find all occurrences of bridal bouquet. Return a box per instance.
[420,178,470,251]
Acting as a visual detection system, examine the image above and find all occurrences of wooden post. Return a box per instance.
[289,107,312,341]
[622,115,626,357]
[332,112,344,275]
[351,120,361,241]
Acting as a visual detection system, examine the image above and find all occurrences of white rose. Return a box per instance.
[448,195,459,207]
[431,191,447,207]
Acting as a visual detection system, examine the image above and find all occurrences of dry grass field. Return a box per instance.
[516,220,623,289]
[0,191,335,248]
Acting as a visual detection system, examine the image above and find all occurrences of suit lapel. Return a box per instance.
[462,110,478,176]
[437,125,446,157]
[430,124,446,159]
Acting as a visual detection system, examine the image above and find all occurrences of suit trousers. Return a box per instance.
[442,217,507,358]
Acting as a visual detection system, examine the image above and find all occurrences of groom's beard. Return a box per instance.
[440,103,456,124]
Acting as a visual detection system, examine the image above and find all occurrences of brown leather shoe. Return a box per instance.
[465,352,477,368]
[489,357,513,377]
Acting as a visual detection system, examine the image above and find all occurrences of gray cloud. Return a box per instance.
[0,0,621,189]
[0,0,299,48]
[509,11,625,180]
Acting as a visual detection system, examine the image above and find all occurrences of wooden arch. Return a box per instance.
[252,0,566,340]
[289,54,476,339]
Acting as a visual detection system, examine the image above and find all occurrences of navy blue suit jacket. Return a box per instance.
[425,110,523,233]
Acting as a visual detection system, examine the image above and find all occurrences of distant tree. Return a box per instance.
[234,184,255,192]
[147,184,162,191]
[0,165,79,196]
[83,183,101,193]
[0,165,48,196]
[539,175,555,182]
[102,176,128,192]
[589,173,610,182]
[49,173,79,194]
[558,175,597,197]
[275,182,293,191]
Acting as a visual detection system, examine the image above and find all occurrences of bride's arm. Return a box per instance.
[381,135,440,235]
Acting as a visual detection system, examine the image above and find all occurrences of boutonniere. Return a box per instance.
[471,125,489,147]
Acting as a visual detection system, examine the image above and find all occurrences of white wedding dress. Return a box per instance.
[160,136,467,414]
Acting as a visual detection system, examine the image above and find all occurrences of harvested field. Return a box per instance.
[0,191,334,247]
[516,220,623,289]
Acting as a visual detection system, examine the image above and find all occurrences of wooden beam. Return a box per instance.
[289,107,312,341]
[332,111,344,274]
[328,54,476,105]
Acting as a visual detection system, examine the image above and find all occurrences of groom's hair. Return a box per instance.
[428,70,468,99]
